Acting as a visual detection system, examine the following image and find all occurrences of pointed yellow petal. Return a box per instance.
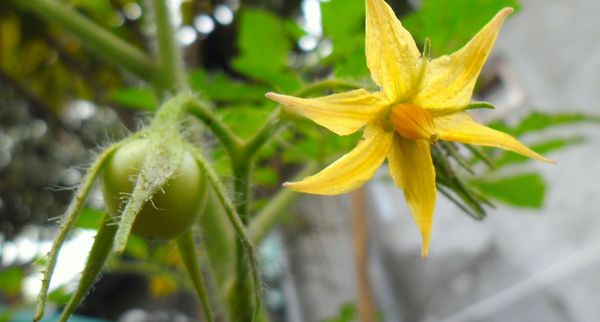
[366,0,420,102]
[435,112,555,163]
[284,125,393,195]
[386,134,404,189]
[392,136,436,257]
[266,90,387,136]
[414,8,513,114]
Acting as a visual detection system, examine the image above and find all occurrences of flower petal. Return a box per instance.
[284,125,393,195]
[414,8,513,114]
[266,90,387,136]
[391,136,436,257]
[366,0,420,102]
[435,112,555,163]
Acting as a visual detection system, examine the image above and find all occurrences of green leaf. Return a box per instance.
[189,70,270,103]
[124,235,149,259]
[232,9,301,92]
[48,286,73,305]
[109,88,158,111]
[322,302,358,322]
[472,173,546,208]
[321,0,368,78]
[403,0,520,55]
[0,267,24,296]
[489,112,600,137]
[217,104,275,139]
[75,208,105,230]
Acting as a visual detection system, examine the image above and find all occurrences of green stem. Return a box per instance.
[176,230,215,322]
[13,0,156,82]
[242,108,281,159]
[230,158,254,322]
[185,99,243,155]
[59,213,118,322]
[151,0,187,92]
[188,144,262,322]
[34,140,126,321]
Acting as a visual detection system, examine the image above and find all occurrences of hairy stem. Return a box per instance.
[59,213,118,322]
[189,145,262,322]
[34,140,127,321]
[185,99,242,155]
[176,230,215,322]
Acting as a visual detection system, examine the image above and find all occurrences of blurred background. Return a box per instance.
[1,0,600,321]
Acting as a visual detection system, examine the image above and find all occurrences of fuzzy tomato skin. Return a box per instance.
[102,139,207,241]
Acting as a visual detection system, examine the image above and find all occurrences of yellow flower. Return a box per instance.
[267,0,553,257]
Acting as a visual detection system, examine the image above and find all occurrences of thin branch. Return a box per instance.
[34,139,127,321]
[13,0,157,82]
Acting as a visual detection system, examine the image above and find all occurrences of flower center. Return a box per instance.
[390,103,437,142]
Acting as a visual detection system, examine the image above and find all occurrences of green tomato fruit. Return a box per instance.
[102,139,207,241]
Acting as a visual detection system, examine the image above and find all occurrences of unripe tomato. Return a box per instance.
[102,139,207,241]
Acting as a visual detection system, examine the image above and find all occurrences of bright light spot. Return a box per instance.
[65,100,96,124]
[118,309,148,322]
[30,119,47,138]
[123,3,142,20]
[301,0,322,36]
[214,4,234,25]
[1,242,18,266]
[61,168,82,187]
[176,26,197,46]
[318,38,333,57]
[299,35,318,52]
[194,14,215,34]
[168,0,183,26]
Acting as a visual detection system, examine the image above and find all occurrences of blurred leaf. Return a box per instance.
[47,286,72,305]
[232,9,301,92]
[321,0,368,77]
[254,166,279,187]
[322,302,358,322]
[189,70,270,103]
[109,87,158,111]
[217,104,275,139]
[489,112,600,137]
[0,267,24,296]
[403,0,520,54]
[472,173,546,208]
[75,208,104,230]
[0,15,21,69]
[494,137,584,167]
[124,235,149,259]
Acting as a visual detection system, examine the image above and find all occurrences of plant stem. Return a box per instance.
[150,0,187,92]
[189,144,262,322]
[185,99,243,155]
[34,140,127,321]
[176,230,215,322]
[14,0,156,82]
[59,213,118,322]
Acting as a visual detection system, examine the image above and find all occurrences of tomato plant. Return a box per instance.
[102,139,208,240]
